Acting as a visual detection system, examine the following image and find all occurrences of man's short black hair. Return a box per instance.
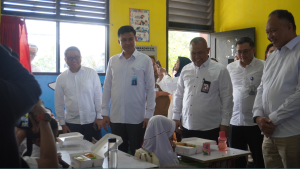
[189,37,208,47]
[265,43,274,54]
[2,45,12,53]
[64,46,81,57]
[149,55,156,61]
[118,26,136,37]
[11,51,20,60]
[236,37,255,48]
[29,44,38,51]
[269,10,296,31]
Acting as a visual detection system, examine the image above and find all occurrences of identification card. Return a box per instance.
[201,79,211,93]
[132,76,137,85]
[249,77,256,95]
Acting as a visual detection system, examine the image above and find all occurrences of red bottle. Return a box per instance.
[218,131,227,151]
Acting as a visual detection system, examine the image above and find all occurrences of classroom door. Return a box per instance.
[210,28,255,67]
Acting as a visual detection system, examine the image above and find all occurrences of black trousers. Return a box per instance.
[182,127,220,143]
[229,125,265,168]
[66,122,102,142]
[110,122,145,155]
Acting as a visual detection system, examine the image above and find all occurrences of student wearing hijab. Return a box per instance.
[142,115,179,167]
[156,56,192,119]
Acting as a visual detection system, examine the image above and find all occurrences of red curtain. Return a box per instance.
[1,16,31,73]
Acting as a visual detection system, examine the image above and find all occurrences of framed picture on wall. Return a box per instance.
[130,8,149,42]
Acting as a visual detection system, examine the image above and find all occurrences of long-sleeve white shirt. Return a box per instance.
[101,50,156,124]
[227,58,264,126]
[172,59,233,130]
[157,75,179,119]
[253,35,300,138]
[55,66,103,125]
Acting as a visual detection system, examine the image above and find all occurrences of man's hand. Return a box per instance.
[143,118,149,128]
[174,120,183,134]
[256,117,276,137]
[101,116,110,132]
[29,114,39,134]
[62,125,71,133]
[94,119,102,130]
[220,125,229,138]
[30,99,47,116]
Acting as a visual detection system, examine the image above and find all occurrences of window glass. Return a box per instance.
[26,19,56,72]
[60,22,106,73]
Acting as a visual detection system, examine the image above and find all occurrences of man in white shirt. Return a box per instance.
[173,37,233,142]
[55,46,103,142]
[101,26,155,155]
[253,10,300,168]
[29,44,42,72]
[227,37,264,168]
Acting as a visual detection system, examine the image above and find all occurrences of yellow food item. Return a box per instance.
[74,156,85,161]
[84,153,94,158]
[176,142,196,147]
[176,142,187,146]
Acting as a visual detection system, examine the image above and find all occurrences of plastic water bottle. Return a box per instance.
[218,131,227,151]
[108,138,118,168]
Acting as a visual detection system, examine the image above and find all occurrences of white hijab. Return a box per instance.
[142,115,179,167]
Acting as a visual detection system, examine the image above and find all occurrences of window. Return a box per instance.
[26,20,56,72]
[60,22,106,73]
[2,0,109,74]
[168,30,208,73]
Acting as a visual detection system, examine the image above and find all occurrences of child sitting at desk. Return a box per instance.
[142,115,179,167]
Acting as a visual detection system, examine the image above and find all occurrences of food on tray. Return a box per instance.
[176,142,196,147]
[74,155,91,161]
[56,138,61,142]
[84,153,97,159]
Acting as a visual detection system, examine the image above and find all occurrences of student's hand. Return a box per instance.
[256,117,276,137]
[62,125,71,133]
[220,125,229,138]
[94,119,102,130]
[155,91,160,98]
[157,67,167,80]
[143,118,149,128]
[30,99,47,116]
[29,114,39,134]
[174,120,183,134]
[102,116,110,132]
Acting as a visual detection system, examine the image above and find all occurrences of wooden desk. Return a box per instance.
[57,140,157,168]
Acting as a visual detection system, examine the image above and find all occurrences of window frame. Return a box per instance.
[1,0,110,75]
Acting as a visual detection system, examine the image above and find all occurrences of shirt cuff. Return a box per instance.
[221,118,230,126]
[145,109,154,119]
[59,119,66,126]
[101,109,109,117]
[269,112,279,125]
[253,110,264,118]
[96,112,103,119]
[172,113,181,121]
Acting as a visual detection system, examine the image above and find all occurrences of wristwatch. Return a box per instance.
[37,113,52,122]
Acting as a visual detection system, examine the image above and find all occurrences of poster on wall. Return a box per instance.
[130,8,149,42]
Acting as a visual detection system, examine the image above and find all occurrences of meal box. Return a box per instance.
[70,133,123,168]
[58,132,84,148]
[175,137,216,155]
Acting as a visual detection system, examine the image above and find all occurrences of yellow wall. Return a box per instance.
[214,0,300,60]
[109,0,167,67]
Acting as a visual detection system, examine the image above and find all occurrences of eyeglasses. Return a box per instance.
[236,48,253,55]
[65,56,80,61]
[30,51,36,57]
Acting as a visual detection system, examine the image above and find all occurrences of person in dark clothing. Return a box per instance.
[0,45,41,167]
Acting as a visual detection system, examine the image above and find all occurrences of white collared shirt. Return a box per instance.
[55,66,103,125]
[172,59,233,130]
[156,75,179,119]
[227,58,264,126]
[253,35,300,138]
[101,50,156,124]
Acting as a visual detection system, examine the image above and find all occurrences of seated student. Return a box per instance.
[142,115,179,167]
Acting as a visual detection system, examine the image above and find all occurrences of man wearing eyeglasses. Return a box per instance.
[29,44,42,72]
[227,37,265,168]
[55,46,103,142]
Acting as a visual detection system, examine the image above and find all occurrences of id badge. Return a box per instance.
[132,75,137,85]
[249,77,256,95]
[201,79,211,93]
[249,84,256,95]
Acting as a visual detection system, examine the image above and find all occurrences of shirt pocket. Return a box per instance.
[81,79,92,93]
[132,67,145,86]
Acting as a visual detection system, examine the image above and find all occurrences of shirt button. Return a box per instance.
[194,86,195,87]
[190,105,192,106]
[197,77,198,78]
